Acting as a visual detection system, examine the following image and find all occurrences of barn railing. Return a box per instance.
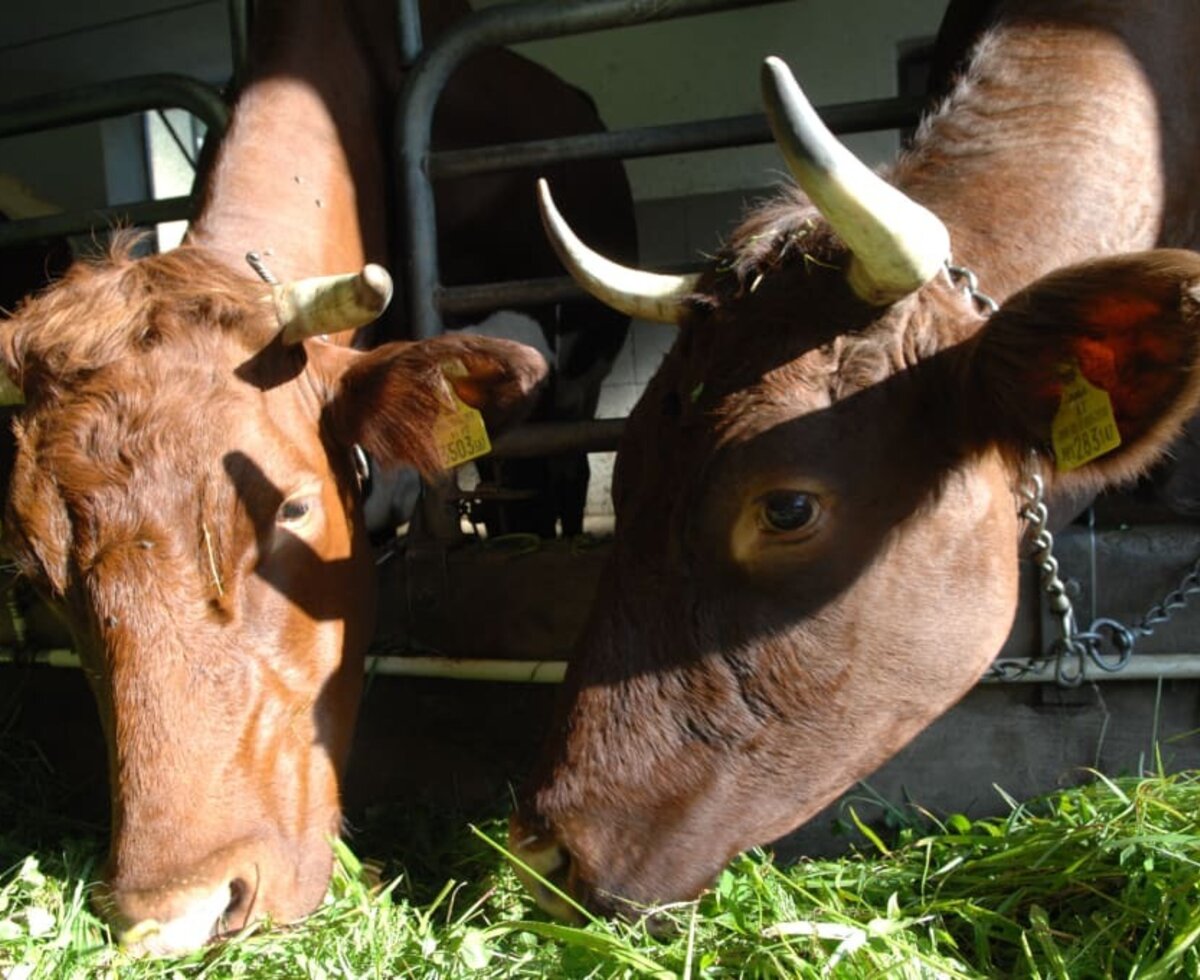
[394,0,927,555]
[0,74,228,248]
[2,1,1195,687]
[396,0,924,341]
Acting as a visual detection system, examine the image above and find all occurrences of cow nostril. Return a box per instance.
[223,878,250,924]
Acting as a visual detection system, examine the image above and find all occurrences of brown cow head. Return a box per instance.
[509,59,1200,918]
[0,242,546,954]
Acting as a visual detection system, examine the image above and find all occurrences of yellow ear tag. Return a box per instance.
[1050,360,1121,471]
[433,360,491,467]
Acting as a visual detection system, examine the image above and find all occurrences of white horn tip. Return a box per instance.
[360,263,394,313]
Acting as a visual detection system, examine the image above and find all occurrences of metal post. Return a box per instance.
[228,0,251,88]
[395,0,793,340]
[396,0,424,68]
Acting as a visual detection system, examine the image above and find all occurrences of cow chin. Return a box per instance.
[508,819,743,924]
[509,774,763,923]
[97,824,337,958]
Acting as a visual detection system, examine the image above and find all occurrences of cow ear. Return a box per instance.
[961,249,1200,490]
[329,334,548,474]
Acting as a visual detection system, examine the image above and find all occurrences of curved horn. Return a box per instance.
[537,179,698,325]
[273,264,393,344]
[761,56,949,306]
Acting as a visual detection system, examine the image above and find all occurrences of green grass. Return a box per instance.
[4,768,1200,978]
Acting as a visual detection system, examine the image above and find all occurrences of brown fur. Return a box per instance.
[2,236,545,950]
[4,238,274,394]
[511,0,1200,919]
[0,2,549,956]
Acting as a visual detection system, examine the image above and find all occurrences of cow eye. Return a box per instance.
[277,496,313,525]
[759,490,820,534]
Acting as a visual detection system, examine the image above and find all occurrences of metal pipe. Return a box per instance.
[441,265,701,315]
[440,274,591,314]
[227,0,250,88]
[396,0,424,68]
[0,647,568,683]
[490,418,625,458]
[370,655,566,683]
[0,74,228,141]
[0,196,194,247]
[6,647,1200,685]
[981,657,1200,684]
[430,97,926,180]
[396,0,792,339]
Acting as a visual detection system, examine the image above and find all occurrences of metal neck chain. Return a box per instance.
[944,262,999,315]
[943,260,1200,686]
[246,250,279,285]
[991,456,1200,686]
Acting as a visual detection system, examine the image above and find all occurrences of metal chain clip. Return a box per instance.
[991,462,1200,686]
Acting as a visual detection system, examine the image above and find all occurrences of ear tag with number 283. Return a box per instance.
[1051,360,1121,471]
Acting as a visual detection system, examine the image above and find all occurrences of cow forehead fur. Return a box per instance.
[1,241,311,599]
[670,195,979,434]
[3,238,279,390]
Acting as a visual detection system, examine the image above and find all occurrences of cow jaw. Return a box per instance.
[513,439,1020,916]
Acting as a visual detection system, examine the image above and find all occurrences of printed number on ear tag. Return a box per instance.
[434,388,492,468]
[1051,361,1121,471]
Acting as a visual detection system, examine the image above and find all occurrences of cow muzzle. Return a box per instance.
[506,818,589,922]
[94,837,284,958]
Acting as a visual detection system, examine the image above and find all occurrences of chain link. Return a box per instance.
[945,262,999,314]
[941,264,1200,686]
[988,458,1200,686]
[245,250,279,285]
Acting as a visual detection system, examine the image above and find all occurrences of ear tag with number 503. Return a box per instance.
[1051,360,1121,471]
[433,361,491,468]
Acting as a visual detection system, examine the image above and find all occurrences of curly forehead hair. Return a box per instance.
[0,235,275,398]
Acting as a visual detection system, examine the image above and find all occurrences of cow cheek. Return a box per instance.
[888,458,1021,682]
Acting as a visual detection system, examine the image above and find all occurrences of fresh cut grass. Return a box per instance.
[4,766,1200,978]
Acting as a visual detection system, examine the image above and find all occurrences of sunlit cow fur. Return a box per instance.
[0,0,548,957]
[511,1,1200,917]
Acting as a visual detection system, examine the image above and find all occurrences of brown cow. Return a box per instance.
[0,0,547,957]
[510,2,1200,918]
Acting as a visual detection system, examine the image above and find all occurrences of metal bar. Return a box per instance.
[431,97,926,179]
[396,0,424,68]
[371,655,566,683]
[0,196,195,247]
[396,0,793,340]
[227,0,250,88]
[489,419,625,458]
[440,274,587,314]
[0,74,228,141]
[441,263,701,316]
[6,647,1200,685]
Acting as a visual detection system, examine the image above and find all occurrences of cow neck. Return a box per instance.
[187,0,393,283]
[891,8,1200,309]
